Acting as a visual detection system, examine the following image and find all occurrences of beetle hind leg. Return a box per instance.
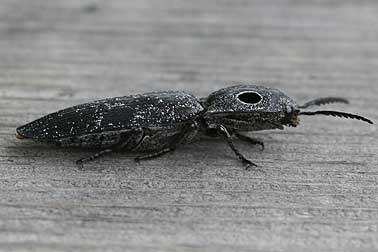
[74,129,144,166]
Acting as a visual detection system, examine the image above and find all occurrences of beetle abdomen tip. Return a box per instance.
[16,132,26,140]
[16,126,30,140]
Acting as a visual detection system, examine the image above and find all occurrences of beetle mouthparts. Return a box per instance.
[290,114,300,127]
[16,133,26,140]
[283,110,300,127]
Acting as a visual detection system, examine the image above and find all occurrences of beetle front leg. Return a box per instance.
[235,132,264,151]
[217,125,258,169]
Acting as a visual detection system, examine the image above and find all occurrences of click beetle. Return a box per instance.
[16,85,373,168]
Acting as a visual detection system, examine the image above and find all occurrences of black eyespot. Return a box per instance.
[237,92,262,104]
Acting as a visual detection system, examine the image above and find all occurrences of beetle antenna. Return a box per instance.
[299,110,373,124]
[299,97,349,109]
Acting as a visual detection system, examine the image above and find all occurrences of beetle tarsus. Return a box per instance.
[76,159,84,169]
[241,157,257,167]
[235,133,264,151]
[76,149,113,166]
[135,148,173,162]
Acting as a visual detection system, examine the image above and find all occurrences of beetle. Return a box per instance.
[16,85,373,169]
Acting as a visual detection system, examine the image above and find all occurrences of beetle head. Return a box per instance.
[203,85,299,131]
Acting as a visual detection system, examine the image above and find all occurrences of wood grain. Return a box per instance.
[0,0,377,251]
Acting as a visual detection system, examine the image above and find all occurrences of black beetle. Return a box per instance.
[16,85,373,168]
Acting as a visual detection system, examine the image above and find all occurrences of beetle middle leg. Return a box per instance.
[133,131,178,162]
[217,125,259,170]
[133,123,198,163]
[134,148,174,162]
[76,149,113,166]
[235,132,264,151]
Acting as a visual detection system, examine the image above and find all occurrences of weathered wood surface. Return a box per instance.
[1,0,377,251]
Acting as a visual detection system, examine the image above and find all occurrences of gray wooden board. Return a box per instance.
[0,0,378,251]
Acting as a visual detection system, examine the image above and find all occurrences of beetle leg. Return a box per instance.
[133,123,197,163]
[118,129,144,149]
[76,149,113,166]
[217,125,258,169]
[235,132,264,151]
[76,129,145,166]
[134,148,174,162]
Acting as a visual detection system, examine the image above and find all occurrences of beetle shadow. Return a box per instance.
[181,136,266,164]
[4,132,273,172]
[5,136,144,172]
[5,138,98,167]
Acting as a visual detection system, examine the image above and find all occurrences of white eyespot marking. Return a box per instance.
[236,91,263,105]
